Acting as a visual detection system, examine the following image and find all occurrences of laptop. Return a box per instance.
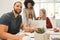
[30,20,46,28]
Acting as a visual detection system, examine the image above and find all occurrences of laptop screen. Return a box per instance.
[30,20,46,28]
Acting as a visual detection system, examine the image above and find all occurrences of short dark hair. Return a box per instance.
[24,0,35,8]
[14,1,22,6]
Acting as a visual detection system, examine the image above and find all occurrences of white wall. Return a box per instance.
[0,0,24,17]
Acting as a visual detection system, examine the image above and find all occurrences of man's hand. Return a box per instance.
[22,25,38,32]
[17,34,28,40]
[7,34,28,40]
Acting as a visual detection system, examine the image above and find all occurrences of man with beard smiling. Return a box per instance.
[0,1,35,40]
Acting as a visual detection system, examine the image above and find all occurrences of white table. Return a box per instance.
[16,30,34,40]
[46,29,60,40]
[17,29,60,40]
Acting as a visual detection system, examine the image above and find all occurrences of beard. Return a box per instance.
[14,9,21,14]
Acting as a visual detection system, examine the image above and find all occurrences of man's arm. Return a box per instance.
[0,24,26,40]
[20,24,36,32]
[0,24,19,40]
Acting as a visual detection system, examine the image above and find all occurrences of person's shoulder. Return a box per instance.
[1,12,12,18]
[46,17,50,21]
[36,17,39,20]
[47,17,49,19]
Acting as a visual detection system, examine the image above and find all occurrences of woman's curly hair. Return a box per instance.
[24,0,35,8]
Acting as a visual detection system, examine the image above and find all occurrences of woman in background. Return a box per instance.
[36,9,52,29]
[23,0,36,26]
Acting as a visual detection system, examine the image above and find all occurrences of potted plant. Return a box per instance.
[35,28,45,34]
[34,28,50,40]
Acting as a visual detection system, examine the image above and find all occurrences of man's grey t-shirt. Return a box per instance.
[0,11,22,34]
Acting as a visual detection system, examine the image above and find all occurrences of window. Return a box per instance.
[33,0,55,18]
[33,0,60,19]
[55,3,60,19]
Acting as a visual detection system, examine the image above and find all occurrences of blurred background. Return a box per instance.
[0,0,60,40]
[0,0,60,19]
